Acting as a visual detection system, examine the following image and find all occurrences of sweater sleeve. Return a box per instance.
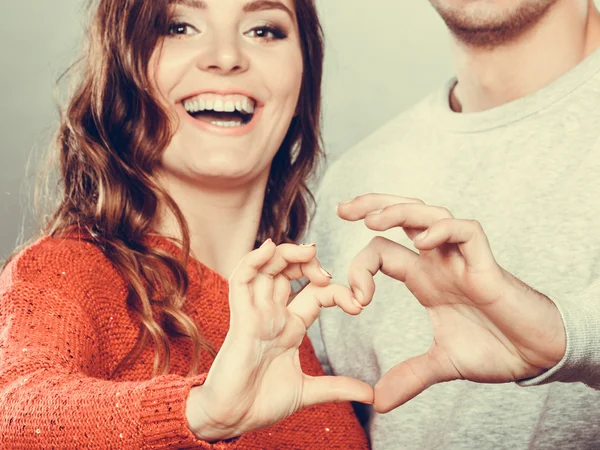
[0,281,235,449]
[518,281,600,389]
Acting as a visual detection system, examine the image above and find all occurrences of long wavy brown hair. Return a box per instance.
[34,0,325,377]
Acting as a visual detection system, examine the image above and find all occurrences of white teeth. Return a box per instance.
[224,100,235,112]
[183,93,257,115]
[211,121,243,128]
[245,100,255,114]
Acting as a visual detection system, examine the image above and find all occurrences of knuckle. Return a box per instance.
[438,217,454,226]
[370,235,388,248]
[467,219,484,232]
[274,243,292,255]
[347,266,363,286]
[260,264,279,279]
[262,269,278,278]
[334,284,352,300]
[385,204,404,216]
[352,194,367,204]
[364,212,384,227]
[435,206,453,218]
[359,193,382,205]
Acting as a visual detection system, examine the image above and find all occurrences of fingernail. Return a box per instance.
[301,243,316,247]
[366,209,383,216]
[415,231,428,241]
[261,238,273,248]
[352,288,364,304]
[353,298,365,310]
[337,199,353,206]
[319,266,332,278]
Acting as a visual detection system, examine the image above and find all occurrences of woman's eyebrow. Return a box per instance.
[171,0,207,8]
[171,0,294,21]
[243,1,295,20]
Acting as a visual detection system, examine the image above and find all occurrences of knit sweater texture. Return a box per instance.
[0,235,369,449]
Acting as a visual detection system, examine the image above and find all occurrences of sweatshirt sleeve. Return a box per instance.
[0,281,235,449]
[518,281,600,389]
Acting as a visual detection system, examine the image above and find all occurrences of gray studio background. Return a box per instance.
[0,1,453,260]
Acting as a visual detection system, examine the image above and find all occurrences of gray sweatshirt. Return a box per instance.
[308,47,600,449]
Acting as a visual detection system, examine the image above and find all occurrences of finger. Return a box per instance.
[302,375,374,407]
[256,244,331,285]
[288,284,362,329]
[373,353,454,413]
[229,239,276,297]
[258,243,317,276]
[348,236,419,306]
[228,240,277,318]
[258,243,331,286]
[252,272,276,310]
[281,257,332,287]
[272,274,292,306]
[364,203,454,232]
[413,218,497,269]
[337,194,424,221]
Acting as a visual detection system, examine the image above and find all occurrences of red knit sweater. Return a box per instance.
[0,235,369,449]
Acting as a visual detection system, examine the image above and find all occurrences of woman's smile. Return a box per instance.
[154,0,302,184]
[179,89,263,136]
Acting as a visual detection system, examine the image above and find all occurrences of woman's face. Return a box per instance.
[153,0,303,189]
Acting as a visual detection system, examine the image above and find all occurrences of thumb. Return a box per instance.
[302,375,374,407]
[374,353,454,413]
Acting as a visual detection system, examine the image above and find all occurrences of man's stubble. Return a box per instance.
[429,0,559,48]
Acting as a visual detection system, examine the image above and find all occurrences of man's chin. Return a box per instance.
[429,0,557,48]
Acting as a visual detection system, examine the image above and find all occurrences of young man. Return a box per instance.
[309,1,600,448]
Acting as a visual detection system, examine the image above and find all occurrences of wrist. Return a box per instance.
[502,270,567,369]
[185,385,242,442]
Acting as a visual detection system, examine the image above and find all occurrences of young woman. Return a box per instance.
[0,0,372,448]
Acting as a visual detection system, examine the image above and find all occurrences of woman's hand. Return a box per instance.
[337,194,566,413]
[186,240,373,441]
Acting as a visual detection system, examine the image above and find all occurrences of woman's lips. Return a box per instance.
[179,103,263,137]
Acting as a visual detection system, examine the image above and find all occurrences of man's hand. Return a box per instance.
[338,194,567,413]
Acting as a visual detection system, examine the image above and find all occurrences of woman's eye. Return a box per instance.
[167,22,199,37]
[246,26,287,41]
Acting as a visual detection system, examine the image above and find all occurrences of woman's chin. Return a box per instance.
[159,163,269,191]
[160,143,274,190]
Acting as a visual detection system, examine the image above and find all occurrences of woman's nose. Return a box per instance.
[196,34,249,75]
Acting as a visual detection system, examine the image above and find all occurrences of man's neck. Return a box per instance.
[450,1,600,113]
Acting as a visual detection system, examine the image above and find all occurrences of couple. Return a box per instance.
[1,0,600,448]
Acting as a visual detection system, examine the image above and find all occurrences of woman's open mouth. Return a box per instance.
[183,93,257,128]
